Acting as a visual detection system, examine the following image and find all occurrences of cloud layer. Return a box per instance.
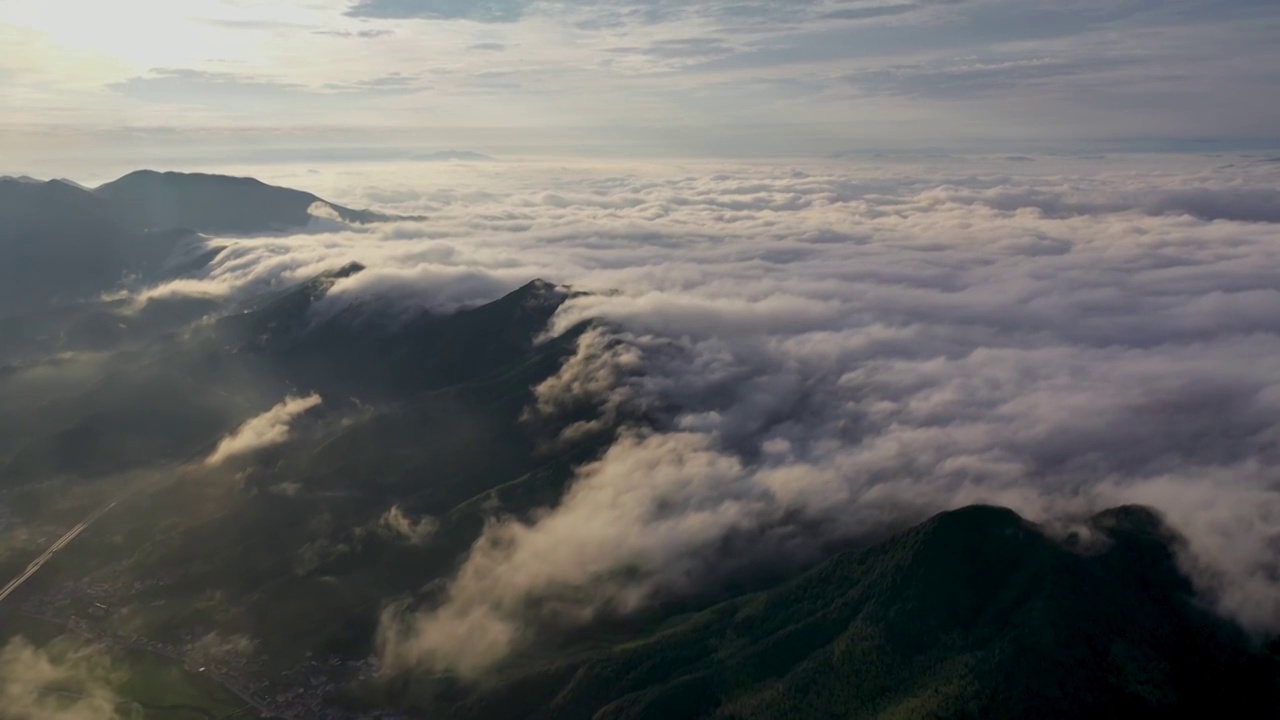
[205,393,324,466]
[0,638,121,720]
[140,154,1280,673]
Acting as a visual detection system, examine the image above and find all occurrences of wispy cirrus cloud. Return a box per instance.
[313,27,394,38]
[107,68,429,115]
[346,0,527,22]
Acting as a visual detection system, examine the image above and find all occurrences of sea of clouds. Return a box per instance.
[138,153,1280,675]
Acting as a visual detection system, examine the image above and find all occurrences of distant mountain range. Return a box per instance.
[1,175,92,190]
[0,170,395,316]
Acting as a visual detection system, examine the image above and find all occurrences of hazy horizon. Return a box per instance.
[4,0,1280,173]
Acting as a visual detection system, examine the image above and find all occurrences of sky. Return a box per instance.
[3,0,1279,168]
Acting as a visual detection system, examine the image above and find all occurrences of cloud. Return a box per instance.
[340,0,946,34]
[127,157,1280,674]
[524,326,651,446]
[313,28,395,38]
[8,0,1280,163]
[205,394,323,466]
[378,430,768,675]
[844,55,1136,100]
[0,638,122,720]
[200,18,314,31]
[108,69,307,108]
[377,505,440,545]
[109,69,427,111]
[346,0,527,22]
[322,72,425,94]
[821,3,926,21]
[188,632,255,664]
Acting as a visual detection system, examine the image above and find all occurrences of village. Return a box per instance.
[17,564,397,720]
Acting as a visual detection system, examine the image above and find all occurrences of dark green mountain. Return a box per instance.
[95,170,392,234]
[0,267,601,674]
[0,176,132,312]
[0,265,578,487]
[403,506,1278,720]
[0,171,393,319]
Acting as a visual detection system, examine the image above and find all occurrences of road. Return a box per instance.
[0,501,116,605]
[0,469,278,718]
[0,469,168,607]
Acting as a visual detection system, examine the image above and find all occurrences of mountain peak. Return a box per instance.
[918,504,1030,540]
[100,169,274,192]
[509,278,567,309]
[1088,505,1182,556]
[1089,504,1166,533]
[293,261,368,300]
[330,261,367,279]
[459,501,1269,720]
[92,169,390,234]
[50,178,91,191]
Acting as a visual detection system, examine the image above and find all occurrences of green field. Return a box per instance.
[0,614,252,720]
[116,648,251,720]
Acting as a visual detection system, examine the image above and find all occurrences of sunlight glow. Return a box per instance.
[0,0,299,70]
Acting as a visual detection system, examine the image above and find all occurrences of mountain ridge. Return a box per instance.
[433,503,1277,720]
[94,169,394,233]
[0,170,400,317]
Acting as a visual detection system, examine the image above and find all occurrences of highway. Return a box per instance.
[0,469,167,608]
[0,469,280,717]
[0,501,116,605]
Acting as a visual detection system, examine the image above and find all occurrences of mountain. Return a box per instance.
[54,177,92,191]
[95,170,392,234]
[427,506,1279,720]
[0,176,135,314]
[2,175,95,190]
[213,267,575,398]
[0,171,397,332]
[0,268,601,690]
[0,268,580,487]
